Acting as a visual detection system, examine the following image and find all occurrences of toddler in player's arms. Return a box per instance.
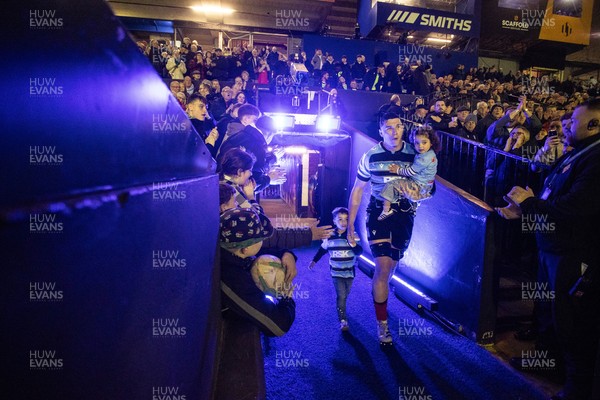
[378,126,440,220]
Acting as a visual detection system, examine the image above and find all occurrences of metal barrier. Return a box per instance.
[435,131,551,206]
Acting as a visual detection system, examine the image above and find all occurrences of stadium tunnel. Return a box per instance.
[3,0,497,398]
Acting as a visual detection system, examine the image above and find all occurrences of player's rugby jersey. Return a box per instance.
[357,141,416,199]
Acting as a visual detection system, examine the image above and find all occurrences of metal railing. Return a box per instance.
[435,131,551,206]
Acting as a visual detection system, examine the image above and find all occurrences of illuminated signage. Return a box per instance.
[377,3,479,37]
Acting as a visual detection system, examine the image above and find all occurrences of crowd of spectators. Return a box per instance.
[134,37,597,196]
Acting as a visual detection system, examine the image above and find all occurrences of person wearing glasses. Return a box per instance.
[347,113,420,345]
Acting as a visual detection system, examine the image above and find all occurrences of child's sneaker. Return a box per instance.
[377,320,393,345]
[378,209,396,221]
[340,319,349,332]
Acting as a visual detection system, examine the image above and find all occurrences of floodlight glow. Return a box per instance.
[284,146,308,155]
[190,5,235,14]
[427,38,452,43]
[316,115,339,131]
[270,114,295,131]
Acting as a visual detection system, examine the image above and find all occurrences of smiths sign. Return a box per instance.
[378,3,479,37]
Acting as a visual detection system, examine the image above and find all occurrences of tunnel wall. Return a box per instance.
[348,128,496,343]
[2,1,220,398]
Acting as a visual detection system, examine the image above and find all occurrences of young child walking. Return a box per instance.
[309,207,362,331]
[378,126,440,220]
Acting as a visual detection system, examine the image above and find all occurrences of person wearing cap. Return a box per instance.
[476,103,504,142]
[457,113,478,141]
[447,105,470,135]
[220,207,296,336]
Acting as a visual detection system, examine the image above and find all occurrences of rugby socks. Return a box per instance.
[374,299,388,321]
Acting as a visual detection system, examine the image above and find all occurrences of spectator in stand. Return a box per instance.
[388,64,404,94]
[364,65,387,92]
[147,39,164,76]
[233,92,248,107]
[191,70,203,90]
[216,104,245,158]
[198,83,212,102]
[182,76,196,99]
[487,96,542,148]
[273,53,289,79]
[166,49,187,79]
[448,105,470,134]
[532,119,570,168]
[187,94,218,158]
[476,104,503,142]
[412,63,431,97]
[169,80,181,97]
[325,89,346,118]
[338,55,352,83]
[378,94,403,118]
[402,104,428,137]
[218,104,286,192]
[349,80,359,91]
[210,86,233,120]
[319,72,331,91]
[453,64,466,81]
[351,54,367,84]
[175,92,187,110]
[211,48,229,80]
[338,76,348,90]
[458,114,478,141]
[266,46,279,70]
[476,101,489,121]
[257,58,270,84]
[426,100,456,132]
[246,48,260,79]
[322,54,335,77]
[311,49,325,75]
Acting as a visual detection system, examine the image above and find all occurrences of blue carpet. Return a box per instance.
[263,244,547,400]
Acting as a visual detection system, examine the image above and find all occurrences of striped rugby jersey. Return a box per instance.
[357,141,416,199]
[312,230,363,279]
